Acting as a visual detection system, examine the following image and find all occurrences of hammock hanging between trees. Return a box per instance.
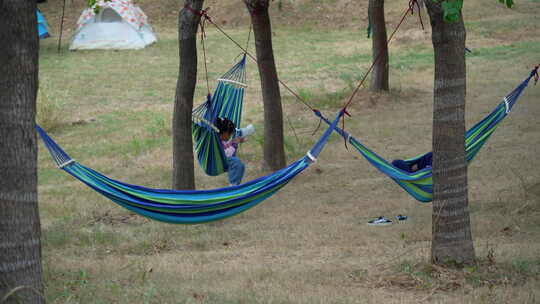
[36,111,343,224]
[316,68,538,202]
[192,55,248,176]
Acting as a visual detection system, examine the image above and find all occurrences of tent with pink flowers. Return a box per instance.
[70,0,157,50]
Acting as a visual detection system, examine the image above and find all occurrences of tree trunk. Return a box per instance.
[0,1,44,303]
[172,0,204,190]
[368,0,389,92]
[244,0,286,171]
[425,1,475,266]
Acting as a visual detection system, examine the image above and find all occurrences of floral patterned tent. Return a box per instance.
[70,0,157,50]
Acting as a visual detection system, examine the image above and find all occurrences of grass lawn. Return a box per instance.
[35,0,540,302]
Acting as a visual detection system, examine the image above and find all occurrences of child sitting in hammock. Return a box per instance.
[392,152,432,173]
[216,118,246,186]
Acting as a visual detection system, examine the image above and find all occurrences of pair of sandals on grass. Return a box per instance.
[368,215,408,226]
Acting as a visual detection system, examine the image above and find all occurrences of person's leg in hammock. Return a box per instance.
[227,156,245,185]
[392,152,432,173]
[413,152,432,171]
[391,159,411,172]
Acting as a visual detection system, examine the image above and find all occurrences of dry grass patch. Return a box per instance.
[362,255,540,297]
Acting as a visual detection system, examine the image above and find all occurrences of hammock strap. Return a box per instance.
[245,24,252,54]
[187,5,316,112]
[200,9,211,95]
[411,0,425,31]
[200,26,210,96]
[184,4,212,95]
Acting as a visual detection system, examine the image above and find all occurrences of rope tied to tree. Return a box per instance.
[199,8,211,96]
[200,25,210,96]
[338,0,423,148]
[245,24,253,54]
[184,4,212,96]
[409,0,425,31]
[342,0,421,112]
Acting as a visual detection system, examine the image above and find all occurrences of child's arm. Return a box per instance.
[232,137,246,144]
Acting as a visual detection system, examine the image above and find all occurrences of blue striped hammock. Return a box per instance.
[192,55,247,176]
[37,111,344,224]
[317,70,537,202]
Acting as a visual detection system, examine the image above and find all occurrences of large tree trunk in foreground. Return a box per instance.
[172,0,204,190]
[368,0,389,92]
[244,0,286,171]
[0,1,44,303]
[425,1,475,266]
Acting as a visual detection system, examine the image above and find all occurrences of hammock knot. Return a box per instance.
[201,7,212,22]
[184,4,211,19]
[408,0,418,15]
[341,108,351,117]
[339,108,350,150]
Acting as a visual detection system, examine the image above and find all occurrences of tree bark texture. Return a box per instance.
[425,1,475,266]
[172,0,204,190]
[368,0,389,92]
[244,0,286,171]
[0,1,44,303]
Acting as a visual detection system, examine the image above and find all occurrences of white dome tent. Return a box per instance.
[70,0,157,50]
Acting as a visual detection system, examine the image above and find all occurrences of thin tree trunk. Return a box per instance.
[0,1,44,303]
[172,0,204,190]
[244,0,286,171]
[425,1,475,266]
[369,0,389,92]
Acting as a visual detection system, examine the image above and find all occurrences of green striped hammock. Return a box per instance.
[316,69,537,202]
[192,55,247,176]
